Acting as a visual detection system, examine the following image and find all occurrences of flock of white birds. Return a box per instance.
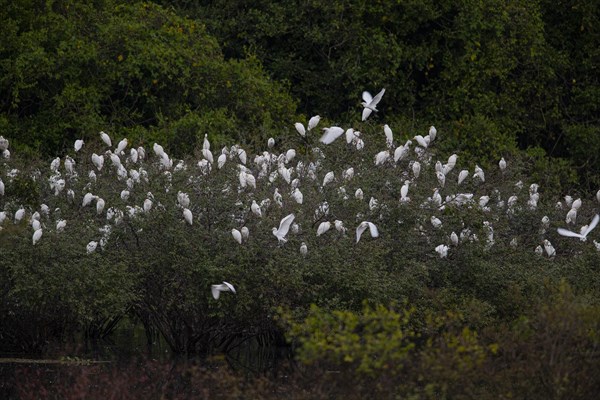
[1,88,600,300]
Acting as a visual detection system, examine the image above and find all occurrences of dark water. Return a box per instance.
[0,321,294,399]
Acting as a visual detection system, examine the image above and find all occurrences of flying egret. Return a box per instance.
[183,208,193,225]
[320,127,345,144]
[272,213,295,243]
[557,214,599,241]
[232,228,242,244]
[100,131,112,147]
[211,281,236,300]
[74,139,84,152]
[356,221,379,243]
[361,88,385,121]
[317,221,331,236]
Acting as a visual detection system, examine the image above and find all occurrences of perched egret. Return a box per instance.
[356,221,379,243]
[100,131,112,147]
[87,241,98,254]
[91,153,104,171]
[543,239,556,258]
[361,88,385,121]
[499,158,507,172]
[272,214,295,243]
[82,193,95,207]
[473,165,485,182]
[458,170,469,185]
[355,188,364,200]
[308,115,320,130]
[251,200,262,217]
[232,228,243,244]
[322,171,335,187]
[268,137,275,148]
[412,162,421,179]
[300,242,308,256]
[435,244,448,258]
[56,219,67,232]
[291,188,303,204]
[183,208,193,225]
[32,229,43,245]
[429,126,437,142]
[317,221,331,236]
[557,214,599,241]
[334,220,346,234]
[203,134,210,150]
[96,197,106,214]
[143,199,153,213]
[74,139,84,152]
[384,124,393,146]
[294,122,306,137]
[217,153,227,169]
[115,138,128,154]
[431,216,442,229]
[0,179,4,196]
[450,232,459,246]
[241,226,249,241]
[374,150,390,166]
[211,281,236,300]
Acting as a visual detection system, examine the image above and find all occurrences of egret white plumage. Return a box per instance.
[251,200,262,217]
[56,219,67,232]
[384,124,393,146]
[300,242,308,256]
[308,115,321,130]
[557,214,599,241]
[543,239,556,258]
[232,228,242,244]
[82,193,95,207]
[320,127,344,144]
[272,213,295,243]
[74,139,84,152]
[100,131,112,147]
[294,122,306,137]
[356,221,379,243]
[435,244,448,258]
[87,241,98,254]
[499,158,507,172]
[317,221,331,236]
[211,281,236,300]
[412,161,421,179]
[32,229,43,245]
[115,138,128,154]
[361,88,385,121]
[183,208,193,225]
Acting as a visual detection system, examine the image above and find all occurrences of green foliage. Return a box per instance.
[0,0,297,157]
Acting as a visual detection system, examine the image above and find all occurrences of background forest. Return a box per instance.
[1,1,600,399]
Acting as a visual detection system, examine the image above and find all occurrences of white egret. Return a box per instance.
[50,157,60,172]
[334,220,346,234]
[356,221,379,243]
[0,211,6,225]
[115,138,128,154]
[273,188,283,207]
[413,135,429,149]
[82,193,95,207]
[412,161,421,178]
[211,281,236,300]
[394,145,409,162]
[322,171,335,187]
[557,214,599,241]
[431,216,442,229]
[345,128,358,144]
[429,126,437,142]
[435,244,448,258]
[374,150,390,166]
[74,139,84,152]
[499,157,507,172]
[294,122,306,137]
[300,242,308,256]
[320,126,344,144]
[565,208,577,224]
[436,171,446,187]
[91,153,104,171]
[143,199,153,213]
[231,228,242,244]
[177,192,190,208]
[308,115,321,130]
[354,138,365,150]
[0,179,3,196]
[272,213,295,243]
[183,208,193,225]
[457,169,469,185]
[153,143,165,157]
[251,200,262,217]
[572,198,582,210]
[268,137,275,148]
[361,88,385,121]
[100,131,112,147]
[129,148,139,164]
[217,153,226,169]
[120,190,130,201]
[450,232,459,246]
[202,148,214,164]
[96,197,106,215]
[597,189,600,203]
[291,188,303,204]
[0,136,8,150]
[203,134,210,150]
[343,167,354,180]
[543,239,556,258]
[473,165,485,182]
[31,219,41,231]
[237,148,247,165]
[384,124,393,146]
[241,226,249,241]
[535,245,543,256]
[355,188,364,200]
[56,219,67,232]
[32,229,43,245]
[87,241,98,254]
[317,221,331,236]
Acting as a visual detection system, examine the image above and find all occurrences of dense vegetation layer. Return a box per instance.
[1,1,600,398]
